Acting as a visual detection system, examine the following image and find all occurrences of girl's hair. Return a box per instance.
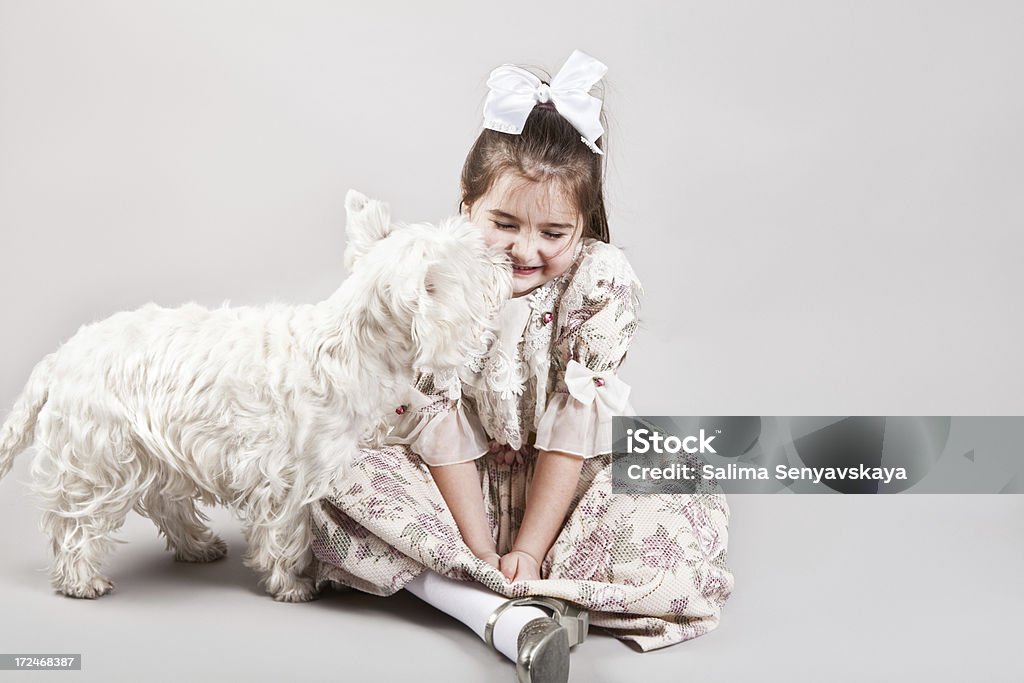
[460,78,610,243]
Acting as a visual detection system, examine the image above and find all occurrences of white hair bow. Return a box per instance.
[483,49,607,155]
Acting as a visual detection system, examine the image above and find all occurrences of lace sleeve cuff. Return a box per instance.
[384,400,490,466]
[534,360,632,458]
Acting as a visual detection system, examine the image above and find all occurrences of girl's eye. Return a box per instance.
[542,232,566,240]
[493,222,517,230]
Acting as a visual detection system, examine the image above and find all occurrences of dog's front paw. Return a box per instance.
[59,576,115,599]
[271,579,317,603]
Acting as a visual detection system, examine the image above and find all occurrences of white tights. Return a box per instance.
[404,569,547,662]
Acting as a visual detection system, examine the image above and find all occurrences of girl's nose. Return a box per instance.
[509,231,536,262]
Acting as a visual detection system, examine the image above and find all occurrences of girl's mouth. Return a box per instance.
[512,264,542,276]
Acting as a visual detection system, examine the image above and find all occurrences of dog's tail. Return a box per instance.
[0,353,55,481]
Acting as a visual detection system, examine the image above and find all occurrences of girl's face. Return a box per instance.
[463,173,582,298]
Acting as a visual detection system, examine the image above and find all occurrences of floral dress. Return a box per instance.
[310,239,734,651]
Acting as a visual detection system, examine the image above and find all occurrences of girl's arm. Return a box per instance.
[502,448,583,581]
[500,246,642,582]
[428,461,499,567]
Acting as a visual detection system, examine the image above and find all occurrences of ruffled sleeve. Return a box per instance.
[534,242,642,458]
[383,371,489,466]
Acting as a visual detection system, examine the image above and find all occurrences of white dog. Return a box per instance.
[0,189,511,601]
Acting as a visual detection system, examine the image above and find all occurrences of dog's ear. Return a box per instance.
[344,189,393,271]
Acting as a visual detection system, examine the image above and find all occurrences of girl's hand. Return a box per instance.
[488,440,525,466]
[469,541,501,569]
[499,550,541,582]
[477,550,501,569]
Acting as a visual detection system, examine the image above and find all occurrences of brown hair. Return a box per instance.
[460,78,610,243]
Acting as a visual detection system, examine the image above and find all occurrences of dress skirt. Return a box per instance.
[310,444,734,651]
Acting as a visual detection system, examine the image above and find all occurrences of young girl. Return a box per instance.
[310,50,733,682]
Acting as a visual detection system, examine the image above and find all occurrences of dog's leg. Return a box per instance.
[41,507,123,599]
[140,493,228,563]
[33,419,140,599]
[242,505,317,602]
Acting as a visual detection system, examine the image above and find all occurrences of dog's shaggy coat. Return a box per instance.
[0,190,511,601]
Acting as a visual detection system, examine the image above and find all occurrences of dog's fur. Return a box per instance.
[0,189,511,601]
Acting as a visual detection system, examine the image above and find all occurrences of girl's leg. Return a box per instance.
[404,569,546,661]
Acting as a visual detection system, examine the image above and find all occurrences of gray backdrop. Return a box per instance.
[1,2,1021,681]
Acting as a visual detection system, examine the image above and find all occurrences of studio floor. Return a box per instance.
[1,453,1021,683]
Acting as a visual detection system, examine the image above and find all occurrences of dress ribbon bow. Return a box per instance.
[483,49,607,155]
[563,359,630,423]
[386,384,434,423]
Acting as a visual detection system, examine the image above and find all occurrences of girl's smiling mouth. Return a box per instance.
[512,264,542,275]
